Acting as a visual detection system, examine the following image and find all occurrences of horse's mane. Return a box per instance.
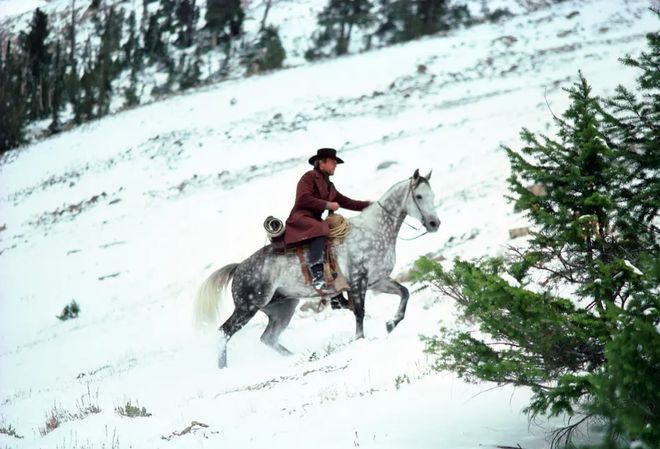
[379,174,429,199]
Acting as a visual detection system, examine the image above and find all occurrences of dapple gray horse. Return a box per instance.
[194,169,440,368]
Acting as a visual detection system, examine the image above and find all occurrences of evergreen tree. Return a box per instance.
[178,52,202,90]
[158,0,176,33]
[175,0,196,48]
[144,12,167,61]
[96,7,122,116]
[205,0,244,40]
[21,8,52,120]
[48,39,65,134]
[306,0,373,59]
[76,37,97,120]
[79,66,97,120]
[247,25,286,73]
[0,40,28,153]
[588,18,660,447]
[123,12,142,109]
[374,0,469,44]
[157,53,177,96]
[67,0,81,122]
[123,67,141,108]
[411,33,659,449]
[122,11,138,69]
[601,20,659,245]
[96,14,112,116]
[141,0,150,30]
[373,0,409,44]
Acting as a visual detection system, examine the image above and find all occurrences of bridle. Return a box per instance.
[376,178,437,241]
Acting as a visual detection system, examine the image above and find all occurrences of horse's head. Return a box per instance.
[406,169,440,232]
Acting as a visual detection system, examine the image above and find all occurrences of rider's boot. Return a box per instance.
[310,263,326,290]
[330,292,350,310]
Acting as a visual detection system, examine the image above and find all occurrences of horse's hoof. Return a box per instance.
[277,345,293,356]
[386,321,396,333]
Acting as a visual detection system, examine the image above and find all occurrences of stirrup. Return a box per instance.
[312,276,325,290]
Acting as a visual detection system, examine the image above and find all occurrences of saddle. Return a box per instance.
[265,215,350,294]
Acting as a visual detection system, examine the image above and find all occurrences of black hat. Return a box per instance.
[308,148,345,165]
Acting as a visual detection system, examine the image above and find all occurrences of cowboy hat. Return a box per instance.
[308,148,345,165]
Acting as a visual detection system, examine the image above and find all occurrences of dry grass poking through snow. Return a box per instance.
[0,422,23,439]
[39,386,101,436]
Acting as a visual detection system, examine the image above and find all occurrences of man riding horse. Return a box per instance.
[283,148,370,307]
[195,162,440,368]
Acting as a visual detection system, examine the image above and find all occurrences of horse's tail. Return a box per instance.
[193,263,239,330]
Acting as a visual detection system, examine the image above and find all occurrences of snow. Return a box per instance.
[643,308,657,317]
[0,0,45,20]
[0,0,655,448]
[623,259,643,276]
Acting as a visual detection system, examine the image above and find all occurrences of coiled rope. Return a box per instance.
[264,215,285,239]
[326,213,351,241]
[263,213,351,242]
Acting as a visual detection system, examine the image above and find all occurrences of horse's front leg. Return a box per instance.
[371,277,410,333]
[348,274,368,339]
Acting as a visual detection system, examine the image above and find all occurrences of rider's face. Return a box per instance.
[319,158,337,176]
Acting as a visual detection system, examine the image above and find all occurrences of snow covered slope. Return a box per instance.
[0,1,655,447]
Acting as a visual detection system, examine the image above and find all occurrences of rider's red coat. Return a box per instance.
[284,168,370,245]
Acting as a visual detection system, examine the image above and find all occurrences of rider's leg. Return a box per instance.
[308,236,327,289]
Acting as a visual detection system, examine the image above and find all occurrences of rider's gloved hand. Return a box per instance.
[326,202,340,211]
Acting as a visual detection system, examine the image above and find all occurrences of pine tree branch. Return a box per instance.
[555,249,583,272]
[539,264,577,284]
[617,284,632,310]
[509,246,579,284]
[440,286,470,306]
[585,300,600,312]
[501,376,552,391]
[584,235,605,316]
[483,341,526,349]
[549,414,593,449]
[612,282,626,306]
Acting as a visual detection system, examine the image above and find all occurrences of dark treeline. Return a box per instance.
[1,0,208,153]
[0,0,484,154]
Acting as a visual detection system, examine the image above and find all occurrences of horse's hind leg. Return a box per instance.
[218,307,259,368]
[349,273,369,339]
[371,277,410,333]
[260,293,299,356]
